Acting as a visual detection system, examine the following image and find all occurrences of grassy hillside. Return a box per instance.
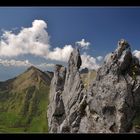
[0,66,52,133]
[80,70,97,89]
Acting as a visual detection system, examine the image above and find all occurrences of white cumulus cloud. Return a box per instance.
[0,20,73,63]
[0,19,101,70]
[36,63,55,69]
[48,45,73,62]
[0,58,55,69]
[81,53,100,70]
[133,50,140,60]
[0,59,32,67]
[0,20,50,57]
[96,56,103,61]
[76,39,90,49]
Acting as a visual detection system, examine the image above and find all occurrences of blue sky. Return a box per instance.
[0,7,140,81]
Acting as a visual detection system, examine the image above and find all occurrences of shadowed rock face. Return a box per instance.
[47,64,66,132]
[81,39,140,133]
[47,48,86,133]
[48,39,140,133]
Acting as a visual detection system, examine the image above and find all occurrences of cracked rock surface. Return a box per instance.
[47,39,140,133]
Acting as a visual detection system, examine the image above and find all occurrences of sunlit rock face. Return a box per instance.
[48,40,140,133]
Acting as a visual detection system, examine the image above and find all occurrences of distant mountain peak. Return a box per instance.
[80,67,89,74]
[26,65,40,72]
[0,66,53,92]
[0,65,51,132]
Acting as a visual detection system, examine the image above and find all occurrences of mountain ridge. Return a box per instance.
[0,65,53,132]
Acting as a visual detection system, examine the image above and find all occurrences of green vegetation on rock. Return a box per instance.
[80,70,97,89]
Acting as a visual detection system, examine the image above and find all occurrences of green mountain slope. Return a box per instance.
[0,66,52,133]
[80,70,97,89]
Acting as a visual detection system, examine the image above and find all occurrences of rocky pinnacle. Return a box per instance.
[47,39,140,133]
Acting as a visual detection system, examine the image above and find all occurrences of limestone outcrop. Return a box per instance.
[48,40,140,133]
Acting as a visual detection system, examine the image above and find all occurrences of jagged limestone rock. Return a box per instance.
[47,64,66,132]
[48,40,140,133]
[47,48,86,133]
[81,39,140,133]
